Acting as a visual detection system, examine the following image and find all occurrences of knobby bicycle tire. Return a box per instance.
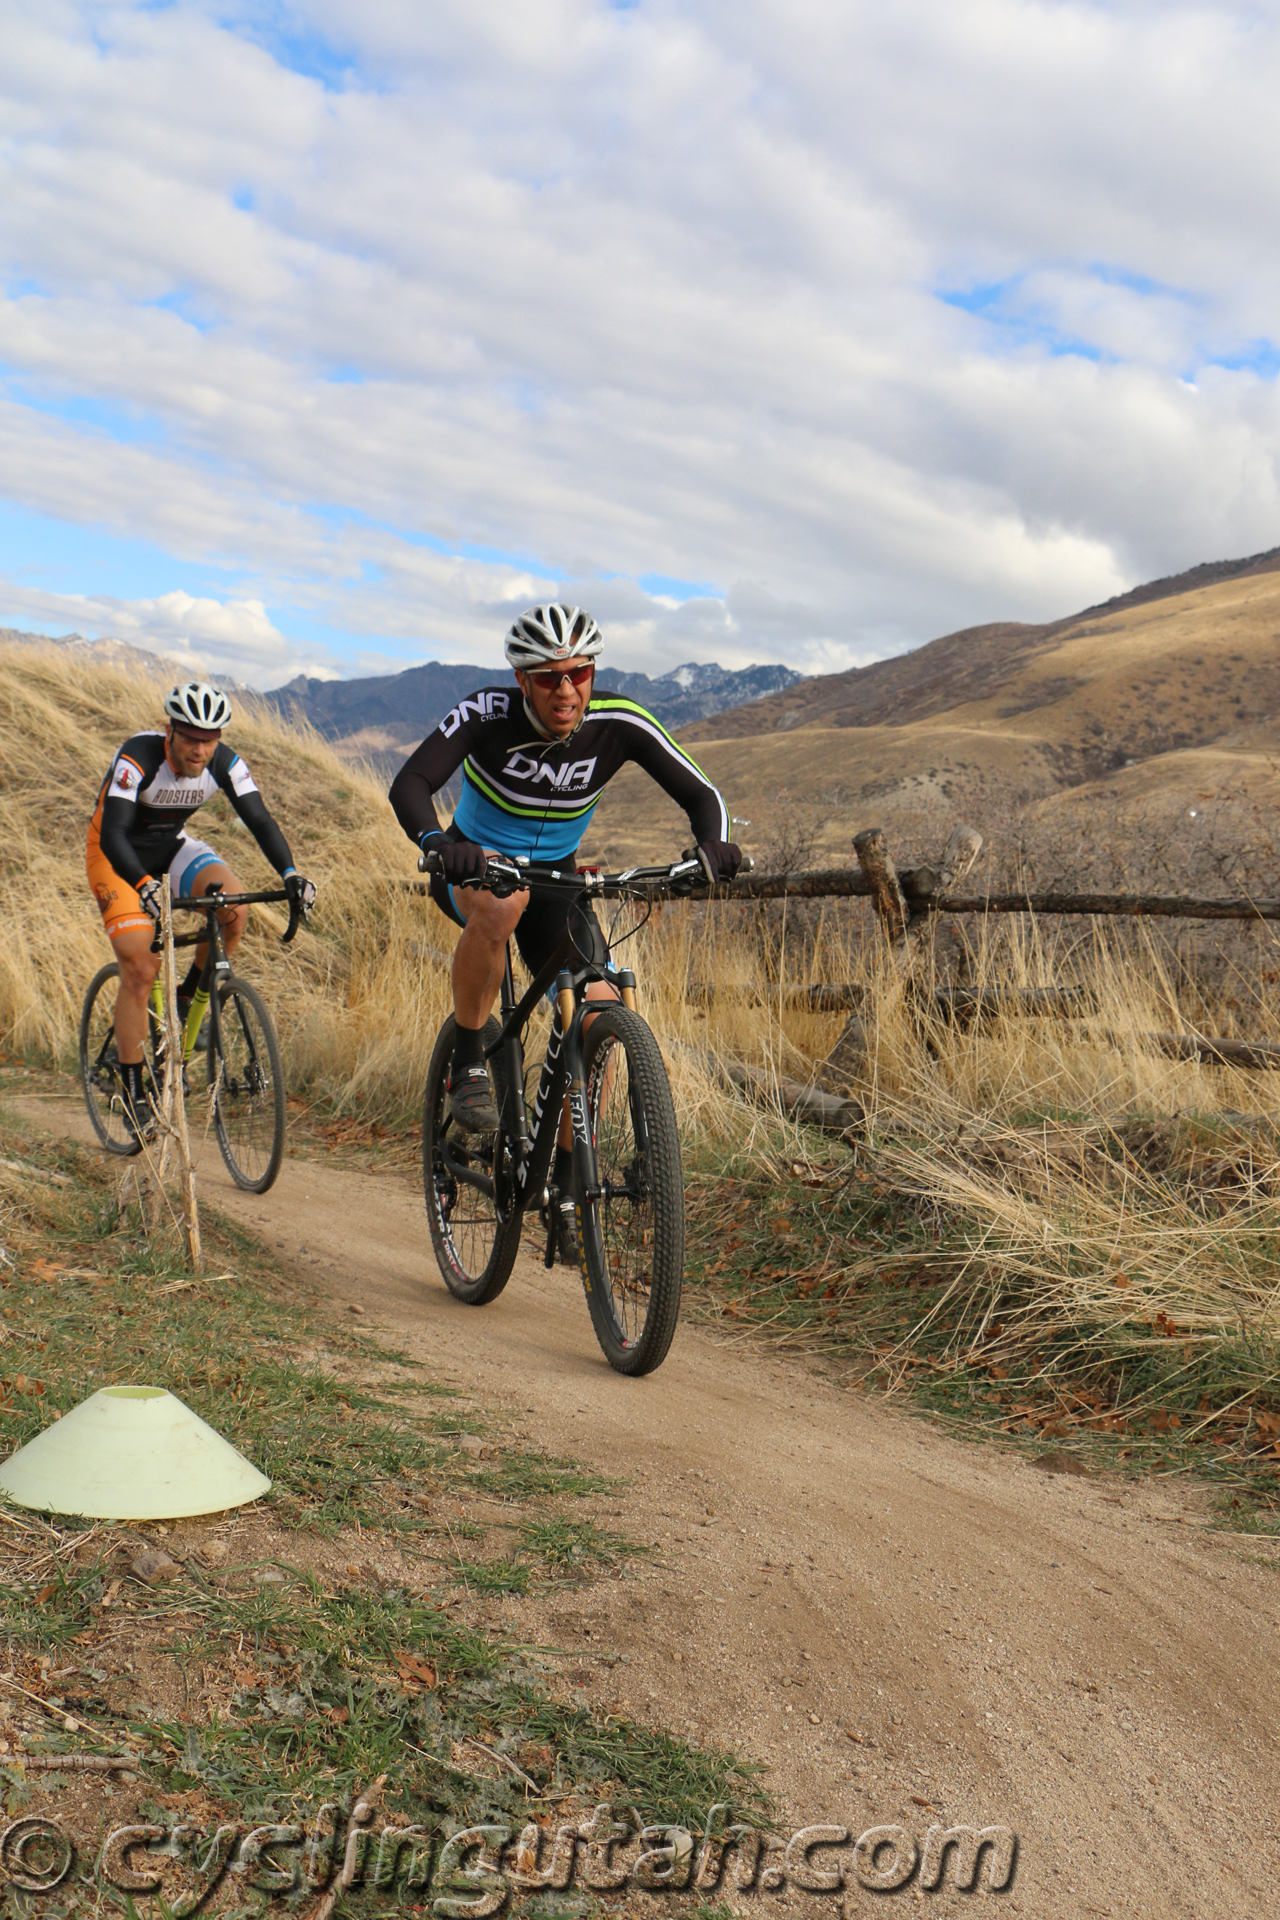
[578,1004,684,1375]
[210,974,286,1192]
[422,1015,523,1305]
[79,962,161,1156]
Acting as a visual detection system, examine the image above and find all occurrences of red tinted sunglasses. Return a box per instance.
[527,663,594,691]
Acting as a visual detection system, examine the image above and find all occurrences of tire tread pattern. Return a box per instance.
[422,1016,522,1305]
[579,1005,683,1375]
[211,975,286,1192]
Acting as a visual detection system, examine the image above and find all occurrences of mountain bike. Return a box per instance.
[79,887,306,1193]
[420,850,713,1376]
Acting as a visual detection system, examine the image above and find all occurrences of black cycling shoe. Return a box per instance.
[448,1064,500,1133]
[122,1088,159,1153]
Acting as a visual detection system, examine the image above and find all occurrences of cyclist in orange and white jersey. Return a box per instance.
[87,680,314,1140]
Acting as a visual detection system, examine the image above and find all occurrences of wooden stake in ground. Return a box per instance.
[157,892,202,1273]
[853,826,910,945]
[823,820,984,1086]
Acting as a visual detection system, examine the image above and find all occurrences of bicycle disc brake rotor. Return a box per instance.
[492,1128,518,1222]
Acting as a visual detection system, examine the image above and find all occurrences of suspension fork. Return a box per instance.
[497,948,530,1153]
[557,971,600,1204]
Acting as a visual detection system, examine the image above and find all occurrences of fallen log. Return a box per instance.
[687,982,866,1012]
[1136,1031,1280,1071]
[719,1057,864,1135]
[934,985,1098,1021]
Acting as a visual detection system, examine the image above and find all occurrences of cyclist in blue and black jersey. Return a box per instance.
[389,604,741,1242]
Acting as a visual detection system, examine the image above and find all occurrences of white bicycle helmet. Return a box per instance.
[503,604,603,672]
[163,681,232,728]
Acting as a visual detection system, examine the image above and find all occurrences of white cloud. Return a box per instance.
[0,575,341,684]
[0,0,1278,688]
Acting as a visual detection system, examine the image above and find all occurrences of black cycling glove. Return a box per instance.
[423,833,488,884]
[695,839,743,884]
[283,870,317,912]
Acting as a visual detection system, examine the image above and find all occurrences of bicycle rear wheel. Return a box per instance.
[578,1004,683,1375]
[79,963,160,1156]
[423,1016,523,1305]
[210,975,285,1192]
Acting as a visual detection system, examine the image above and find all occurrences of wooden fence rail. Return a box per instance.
[397,815,1280,1104]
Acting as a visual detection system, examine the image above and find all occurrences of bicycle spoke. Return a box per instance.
[79,962,159,1156]
[579,1005,683,1375]
[211,978,285,1192]
[422,1016,522,1305]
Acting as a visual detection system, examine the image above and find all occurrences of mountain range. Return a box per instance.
[265,656,802,751]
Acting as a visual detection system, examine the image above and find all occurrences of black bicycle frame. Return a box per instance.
[161,888,300,1065]
[439,920,607,1219]
[424,847,703,1220]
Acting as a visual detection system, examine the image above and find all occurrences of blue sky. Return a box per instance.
[2,1,1278,687]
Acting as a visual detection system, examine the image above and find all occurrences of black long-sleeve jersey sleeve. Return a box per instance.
[93,734,294,885]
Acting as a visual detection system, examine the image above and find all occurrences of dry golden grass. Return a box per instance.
[4,642,1279,1412]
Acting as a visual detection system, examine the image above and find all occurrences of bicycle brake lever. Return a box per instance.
[481,855,526,896]
[282,898,304,945]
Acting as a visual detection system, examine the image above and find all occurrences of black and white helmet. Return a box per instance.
[503,604,603,672]
[163,681,232,729]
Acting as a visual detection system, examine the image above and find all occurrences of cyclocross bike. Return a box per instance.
[79,886,307,1193]
[420,849,719,1376]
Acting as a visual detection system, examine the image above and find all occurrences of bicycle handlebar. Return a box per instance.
[416,849,754,899]
[151,886,308,953]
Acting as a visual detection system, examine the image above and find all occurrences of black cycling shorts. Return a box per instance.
[428,825,610,979]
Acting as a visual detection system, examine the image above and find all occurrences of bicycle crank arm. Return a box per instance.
[440,1139,496,1199]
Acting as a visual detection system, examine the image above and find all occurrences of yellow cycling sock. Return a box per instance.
[183,988,210,1058]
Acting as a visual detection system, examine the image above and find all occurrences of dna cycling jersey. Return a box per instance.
[89,731,293,886]
[389,686,730,863]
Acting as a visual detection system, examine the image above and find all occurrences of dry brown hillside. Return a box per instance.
[681,543,1280,742]
[589,549,1280,888]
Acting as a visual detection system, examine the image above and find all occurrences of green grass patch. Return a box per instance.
[0,1106,771,1836]
[683,1138,1280,1508]
[452,1558,532,1595]
[519,1517,648,1572]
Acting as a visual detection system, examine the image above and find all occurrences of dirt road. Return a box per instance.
[21,1095,1280,1916]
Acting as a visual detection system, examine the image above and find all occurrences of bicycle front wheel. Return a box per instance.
[79,963,160,1156]
[578,1004,684,1376]
[423,1016,523,1305]
[210,975,285,1192]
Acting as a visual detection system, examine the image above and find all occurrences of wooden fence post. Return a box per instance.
[822,825,903,1086]
[853,827,909,943]
[936,822,984,894]
[158,893,202,1273]
[823,820,985,1086]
